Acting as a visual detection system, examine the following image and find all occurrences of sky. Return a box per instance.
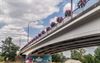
[0,0,73,47]
[0,0,98,57]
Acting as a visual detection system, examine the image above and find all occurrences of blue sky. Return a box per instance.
[26,0,66,37]
[0,0,98,57]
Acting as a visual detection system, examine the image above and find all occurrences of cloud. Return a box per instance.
[29,20,45,29]
[49,17,58,24]
[0,0,63,47]
[0,25,28,47]
[63,3,75,13]
[0,0,63,28]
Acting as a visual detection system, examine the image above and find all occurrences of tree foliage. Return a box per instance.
[71,48,85,62]
[1,37,19,61]
[83,54,94,63]
[71,47,100,63]
[52,53,66,62]
[94,46,100,63]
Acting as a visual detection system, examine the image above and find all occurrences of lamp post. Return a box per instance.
[71,0,73,18]
[27,20,39,42]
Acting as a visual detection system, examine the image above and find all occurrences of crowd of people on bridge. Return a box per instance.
[22,0,88,50]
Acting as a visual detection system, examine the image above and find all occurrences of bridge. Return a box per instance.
[19,0,100,62]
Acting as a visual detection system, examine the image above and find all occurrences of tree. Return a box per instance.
[83,54,95,63]
[0,53,4,62]
[52,53,66,63]
[71,48,85,62]
[94,46,100,63]
[71,47,100,63]
[1,37,19,61]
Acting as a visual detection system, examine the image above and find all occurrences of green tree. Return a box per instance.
[71,48,85,62]
[94,46,100,63]
[0,53,4,62]
[71,47,100,63]
[1,37,19,61]
[83,54,94,63]
[52,53,66,63]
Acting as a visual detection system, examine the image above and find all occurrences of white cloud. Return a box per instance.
[0,25,28,47]
[0,0,63,47]
[49,17,58,24]
[32,25,44,29]
[63,3,75,13]
[0,0,63,28]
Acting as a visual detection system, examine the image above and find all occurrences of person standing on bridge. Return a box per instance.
[77,0,87,8]
[63,3,72,17]
[65,10,71,17]
[57,17,63,23]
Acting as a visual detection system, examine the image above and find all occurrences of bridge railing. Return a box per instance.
[73,0,99,16]
[33,0,100,44]
[42,0,100,40]
[21,0,100,51]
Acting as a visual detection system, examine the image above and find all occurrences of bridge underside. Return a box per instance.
[32,33,100,55]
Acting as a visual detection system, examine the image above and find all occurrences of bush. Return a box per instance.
[0,56,4,62]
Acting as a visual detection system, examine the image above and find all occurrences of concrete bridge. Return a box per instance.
[18,1,100,63]
[20,0,100,57]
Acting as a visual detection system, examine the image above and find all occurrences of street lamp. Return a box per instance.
[27,20,40,42]
[71,0,73,18]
